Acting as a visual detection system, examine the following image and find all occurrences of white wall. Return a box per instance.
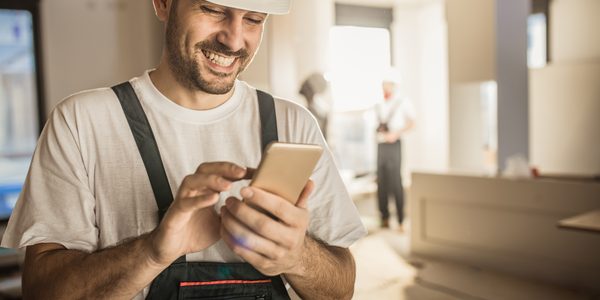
[550,0,600,63]
[443,0,600,175]
[449,83,484,173]
[238,24,271,92]
[417,2,449,174]
[266,0,334,102]
[41,0,162,113]
[394,0,449,177]
[267,13,299,101]
[530,63,600,175]
[445,0,494,173]
[446,0,530,174]
[445,0,495,84]
[529,0,600,175]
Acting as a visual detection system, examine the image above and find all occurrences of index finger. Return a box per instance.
[196,162,247,180]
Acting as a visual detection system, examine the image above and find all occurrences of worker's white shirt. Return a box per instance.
[376,96,416,133]
[1,70,366,298]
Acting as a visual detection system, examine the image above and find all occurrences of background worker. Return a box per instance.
[375,72,416,231]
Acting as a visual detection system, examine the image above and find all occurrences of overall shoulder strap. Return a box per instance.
[385,100,401,124]
[112,82,173,221]
[113,84,280,221]
[114,83,279,265]
[256,89,279,150]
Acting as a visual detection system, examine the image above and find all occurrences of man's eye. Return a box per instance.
[200,6,225,16]
[245,17,264,25]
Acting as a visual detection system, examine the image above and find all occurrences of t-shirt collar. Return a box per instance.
[136,70,245,124]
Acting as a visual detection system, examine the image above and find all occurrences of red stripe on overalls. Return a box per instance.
[180,279,272,287]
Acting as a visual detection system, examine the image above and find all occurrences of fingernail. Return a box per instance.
[241,187,253,198]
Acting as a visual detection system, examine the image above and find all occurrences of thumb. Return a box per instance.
[295,180,315,209]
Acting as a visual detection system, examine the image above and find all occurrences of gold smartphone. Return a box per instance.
[250,142,323,204]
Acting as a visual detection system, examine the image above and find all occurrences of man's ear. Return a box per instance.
[152,0,170,22]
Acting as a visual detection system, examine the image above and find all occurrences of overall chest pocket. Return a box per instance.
[146,262,290,300]
[178,279,272,300]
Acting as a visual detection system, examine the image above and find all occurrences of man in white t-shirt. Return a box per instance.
[375,76,416,232]
[0,0,366,299]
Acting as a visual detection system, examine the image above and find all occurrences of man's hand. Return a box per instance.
[149,162,248,266]
[220,180,315,276]
[384,132,399,143]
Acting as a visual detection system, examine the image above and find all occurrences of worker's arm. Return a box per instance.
[283,238,356,299]
[23,236,164,300]
[221,181,357,299]
[385,118,415,143]
[23,162,247,299]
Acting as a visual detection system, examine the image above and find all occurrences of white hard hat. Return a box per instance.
[206,0,291,14]
[382,67,402,84]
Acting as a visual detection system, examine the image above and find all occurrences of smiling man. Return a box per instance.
[0,0,366,299]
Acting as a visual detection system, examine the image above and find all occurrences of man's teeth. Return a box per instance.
[203,50,235,67]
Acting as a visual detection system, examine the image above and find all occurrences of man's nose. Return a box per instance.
[216,18,244,53]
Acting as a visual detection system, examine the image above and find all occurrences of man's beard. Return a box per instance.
[165,7,251,94]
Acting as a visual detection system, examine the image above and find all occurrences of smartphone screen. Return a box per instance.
[250,142,323,204]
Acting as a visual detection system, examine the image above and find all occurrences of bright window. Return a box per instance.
[527,13,547,68]
[328,26,391,175]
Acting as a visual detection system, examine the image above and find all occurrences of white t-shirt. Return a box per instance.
[1,70,366,297]
[376,96,416,133]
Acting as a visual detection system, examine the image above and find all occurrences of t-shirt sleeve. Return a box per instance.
[307,152,368,248]
[1,101,98,252]
[275,99,367,248]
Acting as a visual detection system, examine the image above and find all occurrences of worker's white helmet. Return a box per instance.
[206,0,291,14]
[382,67,402,84]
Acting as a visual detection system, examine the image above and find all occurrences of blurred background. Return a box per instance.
[0,0,599,299]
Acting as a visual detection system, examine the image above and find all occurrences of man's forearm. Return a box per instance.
[23,232,168,299]
[284,237,356,300]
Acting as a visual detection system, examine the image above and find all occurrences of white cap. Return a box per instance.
[206,0,291,14]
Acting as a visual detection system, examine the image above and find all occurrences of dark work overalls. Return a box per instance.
[111,82,291,300]
[376,102,404,224]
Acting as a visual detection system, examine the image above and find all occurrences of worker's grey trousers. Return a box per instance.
[377,140,404,223]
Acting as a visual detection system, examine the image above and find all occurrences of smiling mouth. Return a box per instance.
[201,49,236,67]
